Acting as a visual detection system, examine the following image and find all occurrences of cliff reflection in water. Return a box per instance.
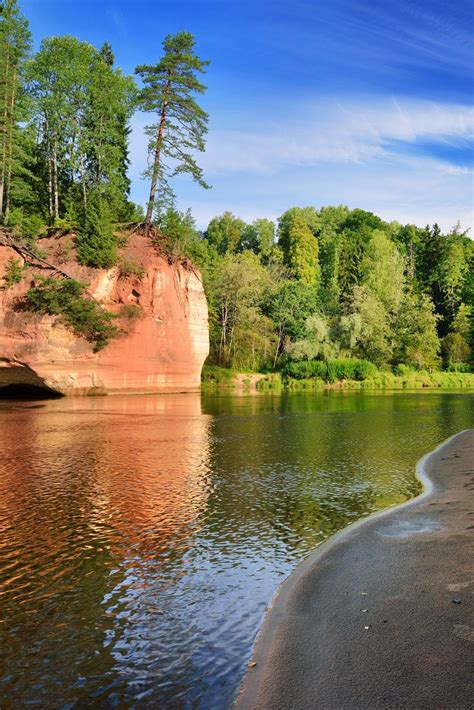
[0,391,472,708]
[0,394,213,706]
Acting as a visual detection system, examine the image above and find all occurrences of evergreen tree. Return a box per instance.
[100,41,114,67]
[85,48,136,220]
[136,32,210,224]
[76,190,117,268]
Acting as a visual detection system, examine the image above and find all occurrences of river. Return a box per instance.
[0,390,472,708]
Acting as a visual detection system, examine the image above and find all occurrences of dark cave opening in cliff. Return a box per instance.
[0,384,64,400]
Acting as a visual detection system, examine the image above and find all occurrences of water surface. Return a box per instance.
[0,391,472,707]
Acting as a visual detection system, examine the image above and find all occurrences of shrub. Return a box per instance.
[120,304,144,320]
[282,358,377,382]
[3,258,23,287]
[201,363,236,387]
[446,362,471,373]
[24,277,118,351]
[255,373,283,391]
[118,258,146,279]
[393,363,414,376]
[6,210,47,239]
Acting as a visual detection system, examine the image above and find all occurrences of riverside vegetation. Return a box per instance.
[0,1,473,387]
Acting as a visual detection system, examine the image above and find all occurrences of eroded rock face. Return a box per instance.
[0,234,209,395]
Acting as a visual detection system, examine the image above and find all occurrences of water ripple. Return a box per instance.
[0,391,472,707]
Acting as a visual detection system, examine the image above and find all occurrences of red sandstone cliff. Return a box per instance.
[0,232,209,395]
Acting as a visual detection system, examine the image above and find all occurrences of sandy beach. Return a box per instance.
[237,429,474,710]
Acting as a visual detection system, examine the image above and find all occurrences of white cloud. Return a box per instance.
[128,98,474,232]
[199,98,473,175]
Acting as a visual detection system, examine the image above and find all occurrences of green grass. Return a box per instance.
[282,358,377,382]
[201,363,238,389]
[284,370,474,390]
[202,362,474,392]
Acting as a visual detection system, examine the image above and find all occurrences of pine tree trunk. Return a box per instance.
[145,80,171,224]
[4,67,17,224]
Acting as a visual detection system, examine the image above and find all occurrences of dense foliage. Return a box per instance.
[168,205,473,375]
[282,359,378,382]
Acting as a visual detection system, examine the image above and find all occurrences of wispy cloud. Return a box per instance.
[128,97,473,232]
[107,5,128,40]
[198,98,473,175]
[265,0,473,78]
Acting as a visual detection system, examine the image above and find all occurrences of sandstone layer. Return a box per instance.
[0,233,209,395]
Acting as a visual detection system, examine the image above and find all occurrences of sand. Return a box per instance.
[236,429,474,710]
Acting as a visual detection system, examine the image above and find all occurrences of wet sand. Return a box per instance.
[237,429,474,710]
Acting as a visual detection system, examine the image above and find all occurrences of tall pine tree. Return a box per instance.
[135,32,210,225]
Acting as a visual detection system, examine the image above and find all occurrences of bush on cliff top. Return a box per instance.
[24,277,118,351]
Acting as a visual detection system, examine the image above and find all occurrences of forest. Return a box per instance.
[1,0,473,379]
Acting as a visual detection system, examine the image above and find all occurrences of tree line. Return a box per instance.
[163,206,473,373]
[1,1,472,372]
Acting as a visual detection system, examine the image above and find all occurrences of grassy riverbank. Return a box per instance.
[202,364,474,392]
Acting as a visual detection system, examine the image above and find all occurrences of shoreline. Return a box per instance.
[236,429,474,709]
[202,368,474,394]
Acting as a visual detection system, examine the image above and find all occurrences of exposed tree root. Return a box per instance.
[0,227,97,300]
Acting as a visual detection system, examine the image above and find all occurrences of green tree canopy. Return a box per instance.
[27,35,136,225]
[205,211,246,254]
[394,291,440,370]
[278,210,320,284]
[238,218,275,261]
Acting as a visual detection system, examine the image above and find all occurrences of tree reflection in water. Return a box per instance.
[0,391,472,707]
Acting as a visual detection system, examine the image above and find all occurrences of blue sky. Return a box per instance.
[23,0,474,231]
